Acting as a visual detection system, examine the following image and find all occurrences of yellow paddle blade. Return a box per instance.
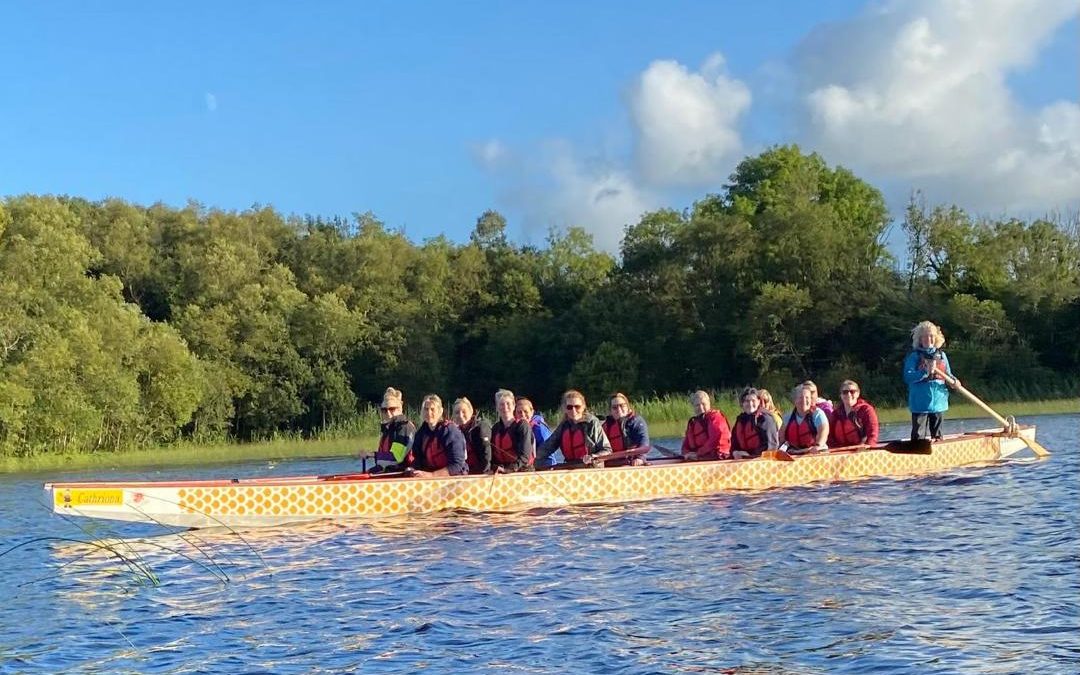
[1021,435,1051,458]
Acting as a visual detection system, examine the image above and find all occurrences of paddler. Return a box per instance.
[536,390,612,467]
[779,384,830,453]
[731,387,779,458]
[828,380,879,448]
[408,394,468,477]
[903,320,959,441]
[453,396,492,475]
[681,390,732,460]
[516,397,553,466]
[601,392,650,466]
[371,387,416,473]
[490,389,535,473]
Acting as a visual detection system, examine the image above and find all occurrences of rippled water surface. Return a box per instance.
[2,415,1078,673]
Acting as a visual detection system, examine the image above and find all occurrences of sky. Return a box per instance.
[2,0,1078,252]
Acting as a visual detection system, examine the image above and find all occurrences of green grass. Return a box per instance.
[5,397,1076,475]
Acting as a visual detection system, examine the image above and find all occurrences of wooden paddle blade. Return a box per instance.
[1021,436,1051,458]
[761,449,795,462]
[883,439,932,455]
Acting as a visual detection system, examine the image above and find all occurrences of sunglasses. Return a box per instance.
[841,390,859,395]
[565,404,583,411]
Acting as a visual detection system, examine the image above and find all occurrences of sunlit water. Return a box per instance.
[2,415,1077,673]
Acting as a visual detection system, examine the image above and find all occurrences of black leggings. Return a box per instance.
[911,412,943,441]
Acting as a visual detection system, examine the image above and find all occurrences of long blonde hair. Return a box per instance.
[911,320,946,349]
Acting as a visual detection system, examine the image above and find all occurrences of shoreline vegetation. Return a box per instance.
[7,397,1076,475]
[4,146,1079,464]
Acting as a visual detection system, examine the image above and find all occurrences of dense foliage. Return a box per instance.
[2,146,1077,456]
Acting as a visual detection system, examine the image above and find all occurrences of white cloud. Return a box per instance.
[629,54,751,186]
[477,140,657,253]
[475,52,749,252]
[204,92,218,113]
[471,138,508,170]
[795,0,1080,210]
[544,148,656,252]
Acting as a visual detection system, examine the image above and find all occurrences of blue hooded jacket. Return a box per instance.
[903,348,953,413]
[530,414,556,467]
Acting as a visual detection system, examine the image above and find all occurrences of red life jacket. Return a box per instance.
[734,413,766,453]
[421,421,451,470]
[831,408,866,446]
[602,416,626,452]
[560,424,589,462]
[685,415,710,453]
[491,422,529,466]
[784,409,818,449]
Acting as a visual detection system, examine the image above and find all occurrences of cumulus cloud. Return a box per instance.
[478,140,657,253]
[795,0,1080,209]
[474,52,750,252]
[629,53,752,186]
[543,148,657,252]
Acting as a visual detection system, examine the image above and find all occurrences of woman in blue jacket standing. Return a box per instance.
[903,320,960,441]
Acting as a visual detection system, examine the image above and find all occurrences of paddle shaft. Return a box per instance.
[940,373,1050,457]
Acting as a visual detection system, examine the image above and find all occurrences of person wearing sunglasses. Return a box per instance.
[828,380,879,449]
[681,390,732,460]
[601,392,650,466]
[371,387,416,473]
[731,387,779,458]
[536,390,612,467]
[408,394,468,477]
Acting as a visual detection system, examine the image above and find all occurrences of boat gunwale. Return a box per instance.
[42,427,1027,492]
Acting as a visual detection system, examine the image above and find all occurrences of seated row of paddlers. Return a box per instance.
[367,380,879,478]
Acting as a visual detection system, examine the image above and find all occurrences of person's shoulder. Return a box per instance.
[812,408,828,424]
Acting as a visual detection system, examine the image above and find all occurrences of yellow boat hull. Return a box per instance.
[44,429,1041,529]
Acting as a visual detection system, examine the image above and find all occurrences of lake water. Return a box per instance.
[2,415,1077,673]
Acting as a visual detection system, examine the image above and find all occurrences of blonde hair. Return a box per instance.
[839,379,859,394]
[561,390,586,419]
[452,396,473,417]
[691,389,710,405]
[801,380,818,396]
[562,389,586,406]
[421,394,443,412]
[758,388,777,412]
[610,392,631,411]
[494,389,515,406]
[911,320,946,349]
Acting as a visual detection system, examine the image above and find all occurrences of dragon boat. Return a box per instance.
[43,426,1045,530]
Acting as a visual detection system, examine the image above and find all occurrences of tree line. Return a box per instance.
[1,145,1077,457]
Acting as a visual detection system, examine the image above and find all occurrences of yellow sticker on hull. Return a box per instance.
[56,488,124,507]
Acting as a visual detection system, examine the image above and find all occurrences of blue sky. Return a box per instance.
[2,1,1077,251]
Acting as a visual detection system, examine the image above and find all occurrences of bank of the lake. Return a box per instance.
[3,398,1076,474]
